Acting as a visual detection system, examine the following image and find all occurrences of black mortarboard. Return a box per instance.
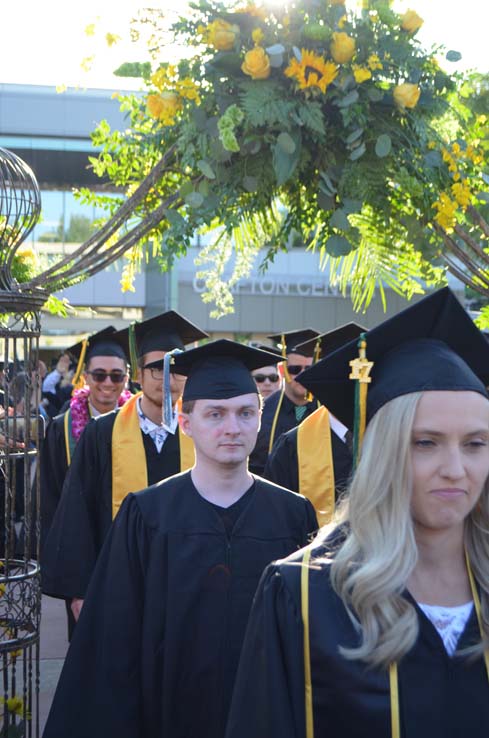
[294,322,366,359]
[267,329,320,357]
[68,326,127,363]
[134,310,208,357]
[171,339,282,401]
[250,343,283,366]
[298,287,489,430]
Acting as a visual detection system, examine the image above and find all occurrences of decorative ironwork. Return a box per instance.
[0,149,43,738]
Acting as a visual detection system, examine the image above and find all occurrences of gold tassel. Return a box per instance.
[71,338,88,393]
[281,333,291,383]
[349,335,373,468]
[312,338,322,365]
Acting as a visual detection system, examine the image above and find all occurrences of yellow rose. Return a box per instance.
[393,82,421,109]
[207,19,240,51]
[352,65,372,84]
[330,32,355,64]
[242,47,271,80]
[147,92,181,125]
[401,9,423,34]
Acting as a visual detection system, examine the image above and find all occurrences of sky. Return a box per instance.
[2,0,487,91]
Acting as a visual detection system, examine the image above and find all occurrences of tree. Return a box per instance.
[64,1,488,317]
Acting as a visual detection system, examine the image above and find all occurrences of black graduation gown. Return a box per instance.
[42,472,318,738]
[263,424,353,497]
[249,390,318,476]
[39,411,70,552]
[226,545,489,738]
[41,409,182,601]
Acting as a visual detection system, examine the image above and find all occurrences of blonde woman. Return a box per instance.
[225,288,489,738]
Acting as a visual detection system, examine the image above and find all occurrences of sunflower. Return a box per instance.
[285,49,338,94]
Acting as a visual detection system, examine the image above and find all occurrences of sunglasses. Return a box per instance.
[253,373,280,383]
[286,365,305,376]
[86,370,127,384]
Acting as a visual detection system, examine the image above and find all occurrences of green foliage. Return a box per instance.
[75,1,489,315]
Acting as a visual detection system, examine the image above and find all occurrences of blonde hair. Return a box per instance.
[322,392,489,668]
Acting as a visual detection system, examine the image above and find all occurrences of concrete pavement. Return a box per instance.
[38,595,68,734]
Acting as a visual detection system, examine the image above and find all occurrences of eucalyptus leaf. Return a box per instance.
[368,87,384,102]
[330,209,350,230]
[197,160,216,179]
[342,199,363,214]
[375,133,392,158]
[326,234,354,257]
[446,50,462,62]
[164,208,186,228]
[277,132,296,154]
[198,180,210,196]
[272,131,301,185]
[424,150,442,168]
[179,181,194,197]
[346,127,364,145]
[266,44,285,55]
[243,176,258,192]
[318,192,335,211]
[269,54,284,68]
[320,171,336,193]
[349,142,366,161]
[208,52,243,73]
[337,90,359,108]
[293,46,302,61]
[185,191,205,208]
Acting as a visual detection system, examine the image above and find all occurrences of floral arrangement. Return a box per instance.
[80,0,489,314]
[70,386,132,440]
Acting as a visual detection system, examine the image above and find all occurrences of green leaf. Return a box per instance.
[375,134,392,158]
[197,160,216,179]
[326,235,353,256]
[342,199,363,214]
[477,192,489,204]
[243,176,258,192]
[319,171,336,193]
[272,130,301,185]
[185,191,205,208]
[277,132,296,154]
[424,150,442,168]
[368,87,384,102]
[179,181,194,197]
[346,128,363,145]
[207,52,243,73]
[349,142,366,161]
[318,192,335,211]
[164,208,185,228]
[198,180,210,196]
[337,90,359,108]
[446,50,462,62]
[330,209,350,230]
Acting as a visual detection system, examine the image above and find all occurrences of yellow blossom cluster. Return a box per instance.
[147,92,182,126]
[147,65,201,126]
[432,192,458,232]
[235,3,268,20]
[1,695,24,717]
[352,65,371,84]
[367,53,383,71]
[203,19,240,51]
[285,50,338,94]
[451,180,472,208]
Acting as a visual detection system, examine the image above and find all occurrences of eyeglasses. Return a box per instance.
[286,365,306,376]
[142,364,164,380]
[86,370,127,384]
[253,373,280,383]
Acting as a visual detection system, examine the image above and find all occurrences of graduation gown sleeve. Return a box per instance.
[39,413,69,552]
[42,494,150,738]
[225,563,306,738]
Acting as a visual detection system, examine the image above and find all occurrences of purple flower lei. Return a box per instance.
[69,386,133,442]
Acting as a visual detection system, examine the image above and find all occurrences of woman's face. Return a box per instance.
[410,390,489,536]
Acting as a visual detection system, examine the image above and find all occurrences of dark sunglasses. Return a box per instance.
[253,373,280,383]
[286,365,305,376]
[86,370,127,384]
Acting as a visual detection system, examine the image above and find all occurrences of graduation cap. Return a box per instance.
[294,322,366,361]
[298,288,489,459]
[133,310,208,358]
[68,327,129,390]
[170,339,282,403]
[267,328,320,357]
[249,343,283,366]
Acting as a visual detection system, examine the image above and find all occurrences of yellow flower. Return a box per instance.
[352,65,372,84]
[242,47,271,80]
[427,140,436,150]
[16,245,37,264]
[338,15,347,29]
[0,584,5,597]
[147,92,182,126]
[105,32,120,47]
[393,82,421,109]
[401,9,423,34]
[120,265,136,293]
[235,3,268,20]
[432,193,457,232]
[451,180,472,208]
[330,32,355,64]
[206,19,240,51]
[252,28,265,46]
[285,49,338,94]
[5,696,24,716]
[176,78,201,104]
[367,53,383,71]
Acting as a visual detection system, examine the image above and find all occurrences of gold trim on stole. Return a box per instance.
[297,406,335,527]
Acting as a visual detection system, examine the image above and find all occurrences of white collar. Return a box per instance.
[136,396,178,435]
[329,413,349,442]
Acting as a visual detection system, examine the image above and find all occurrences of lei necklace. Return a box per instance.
[70,386,132,442]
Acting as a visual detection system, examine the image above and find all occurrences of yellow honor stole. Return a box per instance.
[111,392,195,519]
[297,406,335,527]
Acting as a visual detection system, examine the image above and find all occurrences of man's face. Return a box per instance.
[138,351,186,408]
[84,356,128,413]
[283,352,313,403]
[251,365,281,399]
[179,393,261,468]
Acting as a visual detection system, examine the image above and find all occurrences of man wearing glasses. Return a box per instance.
[41,311,208,631]
[250,344,283,400]
[249,328,320,476]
